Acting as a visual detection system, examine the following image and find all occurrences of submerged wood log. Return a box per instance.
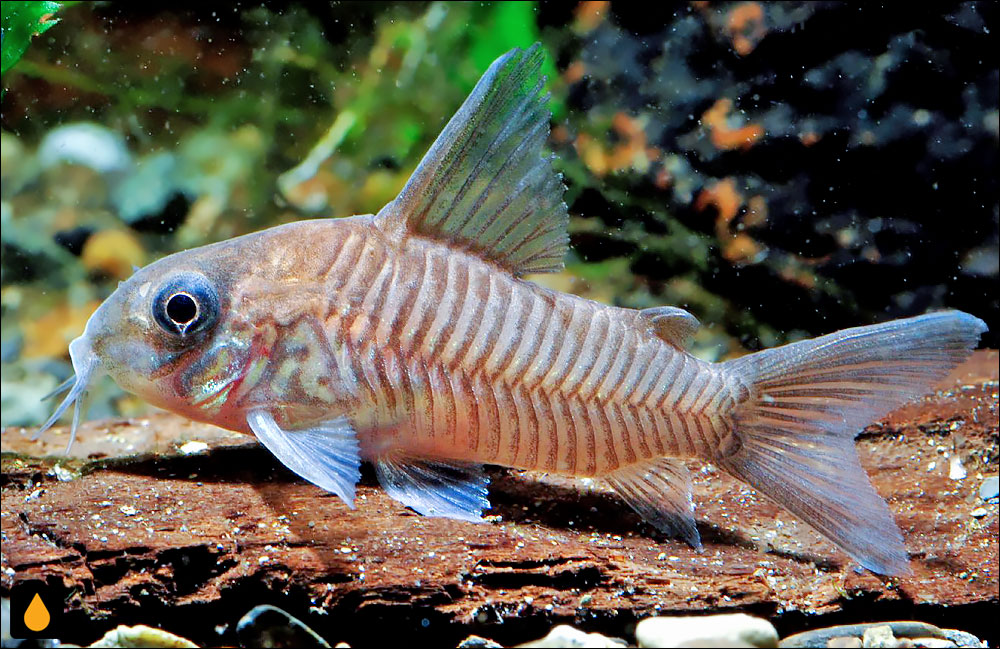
[2,351,997,647]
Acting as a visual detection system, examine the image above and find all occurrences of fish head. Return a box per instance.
[37,245,251,446]
[91,263,228,401]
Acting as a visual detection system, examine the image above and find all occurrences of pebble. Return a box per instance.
[636,614,778,648]
[236,604,331,648]
[909,639,956,648]
[969,507,988,518]
[947,456,966,480]
[458,635,504,648]
[37,122,132,173]
[89,624,198,648]
[826,638,863,649]
[779,622,983,649]
[518,625,627,648]
[979,475,999,502]
[178,441,209,455]
[81,229,146,280]
[861,626,896,648]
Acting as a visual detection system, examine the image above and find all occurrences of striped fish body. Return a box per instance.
[267,217,735,476]
[44,45,987,576]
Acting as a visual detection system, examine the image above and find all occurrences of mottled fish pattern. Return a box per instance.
[39,45,987,576]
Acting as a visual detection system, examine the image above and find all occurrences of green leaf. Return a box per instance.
[2,1,62,77]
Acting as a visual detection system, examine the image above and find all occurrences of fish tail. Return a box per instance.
[717,310,987,575]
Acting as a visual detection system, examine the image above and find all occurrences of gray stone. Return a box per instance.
[780,622,971,649]
[909,638,955,648]
[939,629,984,648]
[979,475,999,502]
[636,614,778,648]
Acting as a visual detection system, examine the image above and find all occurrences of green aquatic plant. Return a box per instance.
[1,1,62,79]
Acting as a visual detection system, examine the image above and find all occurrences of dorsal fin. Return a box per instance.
[640,306,700,349]
[376,44,568,276]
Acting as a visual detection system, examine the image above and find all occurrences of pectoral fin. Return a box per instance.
[247,409,361,508]
[605,458,701,549]
[375,454,491,522]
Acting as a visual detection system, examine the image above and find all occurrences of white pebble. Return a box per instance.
[636,613,778,648]
[948,456,967,480]
[520,625,627,648]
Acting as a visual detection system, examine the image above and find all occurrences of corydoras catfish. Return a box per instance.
[38,45,987,575]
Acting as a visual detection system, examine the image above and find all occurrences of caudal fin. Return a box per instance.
[719,310,987,575]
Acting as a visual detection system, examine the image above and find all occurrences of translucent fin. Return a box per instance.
[375,455,490,522]
[376,44,568,276]
[719,310,988,575]
[606,458,701,549]
[640,306,700,349]
[247,409,361,508]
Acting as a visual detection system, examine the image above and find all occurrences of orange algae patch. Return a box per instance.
[744,195,769,228]
[702,98,764,151]
[22,301,102,360]
[695,178,743,226]
[727,2,767,56]
[654,166,672,190]
[574,111,660,177]
[575,1,609,32]
[564,60,587,84]
[695,179,765,264]
[81,229,146,280]
[779,262,818,290]
[799,131,821,146]
[575,133,610,176]
[721,233,762,264]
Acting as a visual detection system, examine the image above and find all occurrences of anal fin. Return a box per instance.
[247,409,361,508]
[375,455,490,522]
[605,458,701,549]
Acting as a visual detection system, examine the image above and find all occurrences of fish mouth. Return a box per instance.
[33,335,101,453]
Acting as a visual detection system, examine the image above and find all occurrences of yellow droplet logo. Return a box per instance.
[24,592,51,632]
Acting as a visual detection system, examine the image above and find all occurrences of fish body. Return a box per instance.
[131,215,731,473]
[39,45,987,576]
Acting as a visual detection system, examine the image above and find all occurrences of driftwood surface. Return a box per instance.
[2,350,997,647]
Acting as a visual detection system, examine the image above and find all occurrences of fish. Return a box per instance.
[36,44,987,576]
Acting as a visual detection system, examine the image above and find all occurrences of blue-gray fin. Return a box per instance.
[640,306,700,349]
[376,43,568,276]
[717,311,987,575]
[605,458,701,550]
[375,454,491,522]
[246,409,361,508]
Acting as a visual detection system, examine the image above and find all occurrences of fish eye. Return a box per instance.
[152,273,219,337]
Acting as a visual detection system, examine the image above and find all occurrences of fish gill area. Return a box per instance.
[1,2,997,647]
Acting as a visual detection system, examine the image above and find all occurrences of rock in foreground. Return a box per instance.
[1,352,997,647]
